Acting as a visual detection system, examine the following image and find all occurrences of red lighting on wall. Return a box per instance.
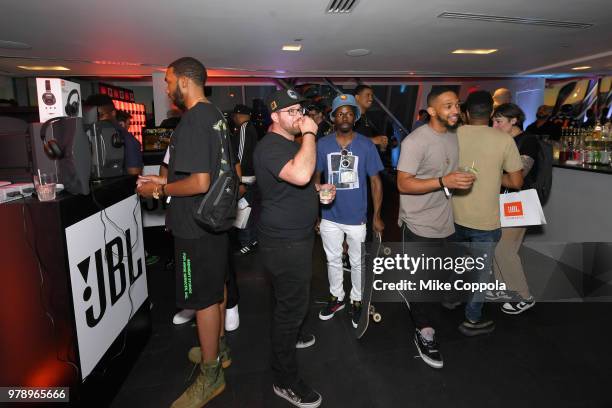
[100,83,145,147]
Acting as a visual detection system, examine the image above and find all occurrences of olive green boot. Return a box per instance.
[188,336,231,368]
[170,358,225,408]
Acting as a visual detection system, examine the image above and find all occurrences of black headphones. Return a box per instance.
[40,116,67,159]
[65,89,80,117]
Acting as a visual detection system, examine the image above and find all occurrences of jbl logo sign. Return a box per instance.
[76,228,143,328]
[504,202,524,217]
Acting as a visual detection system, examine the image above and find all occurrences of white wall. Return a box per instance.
[152,72,171,126]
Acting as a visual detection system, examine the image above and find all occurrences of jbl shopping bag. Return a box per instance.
[499,189,546,227]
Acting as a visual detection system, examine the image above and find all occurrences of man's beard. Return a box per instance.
[171,87,187,111]
[439,116,459,130]
[279,120,300,135]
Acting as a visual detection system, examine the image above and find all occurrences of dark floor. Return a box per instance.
[108,225,612,408]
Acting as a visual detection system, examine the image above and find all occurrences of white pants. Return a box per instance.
[320,219,367,302]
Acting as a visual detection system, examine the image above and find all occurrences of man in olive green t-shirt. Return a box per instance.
[452,91,523,337]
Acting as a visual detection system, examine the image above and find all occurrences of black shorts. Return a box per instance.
[174,232,229,310]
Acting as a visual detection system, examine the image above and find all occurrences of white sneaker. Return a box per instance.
[225,305,240,331]
[172,309,196,325]
[501,297,535,315]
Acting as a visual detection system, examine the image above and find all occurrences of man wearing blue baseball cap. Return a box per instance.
[315,94,384,328]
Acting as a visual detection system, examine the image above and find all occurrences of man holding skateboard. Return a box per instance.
[316,94,384,329]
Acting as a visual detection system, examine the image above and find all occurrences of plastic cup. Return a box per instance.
[458,165,478,175]
[319,184,334,204]
[33,173,57,201]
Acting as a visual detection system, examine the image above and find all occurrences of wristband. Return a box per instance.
[302,131,316,138]
[438,177,445,189]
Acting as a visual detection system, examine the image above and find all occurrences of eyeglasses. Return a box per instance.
[278,107,306,116]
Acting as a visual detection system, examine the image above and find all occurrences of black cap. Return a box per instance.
[232,104,252,115]
[84,93,114,107]
[265,89,305,113]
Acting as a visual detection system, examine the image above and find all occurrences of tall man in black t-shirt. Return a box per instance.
[253,89,326,408]
[137,57,227,408]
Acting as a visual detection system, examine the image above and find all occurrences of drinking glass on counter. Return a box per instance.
[33,173,57,201]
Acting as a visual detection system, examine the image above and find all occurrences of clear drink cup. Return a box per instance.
[33,173,57,201]
[319,184,334,204]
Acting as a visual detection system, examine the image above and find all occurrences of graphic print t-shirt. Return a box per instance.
[316,133,383,225]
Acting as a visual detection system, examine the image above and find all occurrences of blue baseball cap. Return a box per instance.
[330,94,361,121]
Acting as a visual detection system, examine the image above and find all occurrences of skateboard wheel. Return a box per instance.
[373,313,382,323]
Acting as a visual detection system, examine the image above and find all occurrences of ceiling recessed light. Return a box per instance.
[17,65,70,71]
[282,44,302,52]
[346,48,371,57]
[452,49,498,55]
[93,60,142,66]
[0,40,31,50]
[572,66,591,70]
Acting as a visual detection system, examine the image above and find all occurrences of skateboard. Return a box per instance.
[355,232,384,339]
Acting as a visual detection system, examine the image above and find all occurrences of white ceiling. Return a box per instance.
[1,0,611,78]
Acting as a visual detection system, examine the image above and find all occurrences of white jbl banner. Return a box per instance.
[65,194,148,380]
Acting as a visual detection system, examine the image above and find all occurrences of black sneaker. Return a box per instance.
[458,319,495,337]
[318,296,345,320]
[501,296,535,315]
[342,253,351,272]
[273,380,322,408]
[351,301,362,328]
[414,330,443,369]
[296,334,316,349]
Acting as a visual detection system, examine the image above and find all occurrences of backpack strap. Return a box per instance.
[212,106,236,171]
